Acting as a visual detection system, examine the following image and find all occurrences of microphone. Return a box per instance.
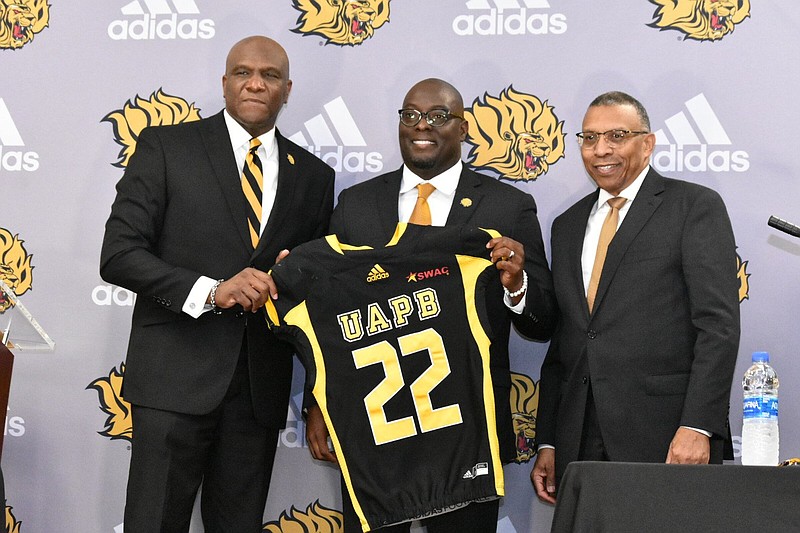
[768,215,800,238]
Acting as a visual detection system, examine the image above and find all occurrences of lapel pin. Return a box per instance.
[460,198,473,208]
[287,153,295,165]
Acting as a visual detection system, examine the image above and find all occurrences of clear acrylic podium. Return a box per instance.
[0,280,54,456]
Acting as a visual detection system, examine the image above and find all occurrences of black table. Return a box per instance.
[551,461,800,532]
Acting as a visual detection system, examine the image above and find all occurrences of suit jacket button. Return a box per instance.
[235,311,244,318]
[582,376,589,385]
[587,330,597,339]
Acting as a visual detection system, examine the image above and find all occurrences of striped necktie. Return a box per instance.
[587,196,627,313]
[408,183,436,225]
[241,138,263,249]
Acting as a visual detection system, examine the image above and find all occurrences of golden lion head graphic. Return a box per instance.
[0,0,49,50]
[510,372,539,464]
[102,89,202,169]
[0,228,33,314]
[464,87,565,182]
[291,0,390,46]
[649,0,750,41]
[4,505,21,533]
[87,363,133,442]
[737,251,750,303]
[263,501,343,532]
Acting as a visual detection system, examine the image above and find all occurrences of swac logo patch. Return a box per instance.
[87,363,133,442]
[510,372,538,464]
[406,266,449,283]
[464,86,565,182]
[0,0,49,50]
[366,264,389,282]
[0,227,33,314]
[737,251,750,303]
[4,505,21,533]
[102,89,201,168]
[291,0,390,46]
[648,0,750,42]
[262,501,343,532]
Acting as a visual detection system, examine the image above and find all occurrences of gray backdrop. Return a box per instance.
[2,1,798,531]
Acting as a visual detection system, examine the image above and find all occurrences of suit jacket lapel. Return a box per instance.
[377,168,402,238]
[445,167,485,227]
[593,168,664,313]
[566,192,598,319]
[256,130,297,258]
[199,111,251,253]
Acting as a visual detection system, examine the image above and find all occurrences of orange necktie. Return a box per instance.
[241,138,263,249]
[408,183,436,226]
[587,196,627,313]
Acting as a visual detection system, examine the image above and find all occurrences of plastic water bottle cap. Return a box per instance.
[752,351,770,363]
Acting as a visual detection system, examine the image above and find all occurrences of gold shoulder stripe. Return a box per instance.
[479,227,502,239]
[386,223,408,247]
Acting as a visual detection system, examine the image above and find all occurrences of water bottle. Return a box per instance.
[741,351,779,465]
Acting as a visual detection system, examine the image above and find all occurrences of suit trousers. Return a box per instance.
[340,477,500,533]
[124,340,279,533]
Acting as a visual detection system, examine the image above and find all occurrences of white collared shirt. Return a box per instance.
[183,112,280,318]
[580,165,649,296]
[398,161,461,225]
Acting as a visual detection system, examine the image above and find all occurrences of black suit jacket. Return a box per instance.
[538,168,740,480]
[328,165,556,461]
[100,111,335,427]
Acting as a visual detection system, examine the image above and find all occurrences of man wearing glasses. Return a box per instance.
[532,91,740,504]
[305,78,556,531]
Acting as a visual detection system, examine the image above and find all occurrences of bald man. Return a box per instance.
[101,36,334,532]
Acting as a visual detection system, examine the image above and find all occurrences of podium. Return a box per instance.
[551,461,800,533]
[0,280,55,457]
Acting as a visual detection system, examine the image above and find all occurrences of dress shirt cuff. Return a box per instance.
[182,276,217,318]
[537,444,555,451]
[503,292,525,314]
[681,425,712,438]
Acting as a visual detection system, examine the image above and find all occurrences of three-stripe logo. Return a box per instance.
[652,93,749,173]
[453,0,567,36]
[0,98,39,172]
[108,0,215,40]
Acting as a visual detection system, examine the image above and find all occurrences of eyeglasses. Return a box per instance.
[398,108,463,127]
[575,130,649,148]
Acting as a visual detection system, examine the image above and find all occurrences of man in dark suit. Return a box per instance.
[100,36,334,532]
[305,78,556,532]
[531,91,740,504]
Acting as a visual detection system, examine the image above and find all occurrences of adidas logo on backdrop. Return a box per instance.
[0,98,39,172]
[653,93,749,173]
[108,0,215,40]
[452,0,567,36]
[289,97,383,173]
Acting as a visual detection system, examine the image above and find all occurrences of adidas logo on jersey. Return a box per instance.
[108,0,216,40]
[462,462,489,479]
[0,98,40,172]
[366,264,389,283]
[652,93,749,173]
[288,97,383,173]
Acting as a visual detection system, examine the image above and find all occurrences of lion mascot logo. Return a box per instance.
[0,0,49,50]
[87,363,133,442]
[291,0,390,46]
[263,501,343,532]
[102,89,202,169]
[648,0,750,41]
[4,505,21,533]
[510,372,539,464]
[464,87,565,182]
[0,227,33,314]
[737,251,750,303]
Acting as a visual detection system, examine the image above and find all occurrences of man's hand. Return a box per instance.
[487,236,526,305]
[665,427,710,464]
[306,405,337,464]
[211,267,276,312]
[531,448,557,504]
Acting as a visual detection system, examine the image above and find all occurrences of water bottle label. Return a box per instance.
[743,397,778,419]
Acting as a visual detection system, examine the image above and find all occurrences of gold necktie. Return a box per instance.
[241,138,263,249]
[408,183,436,225]
[587,197,627,313]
